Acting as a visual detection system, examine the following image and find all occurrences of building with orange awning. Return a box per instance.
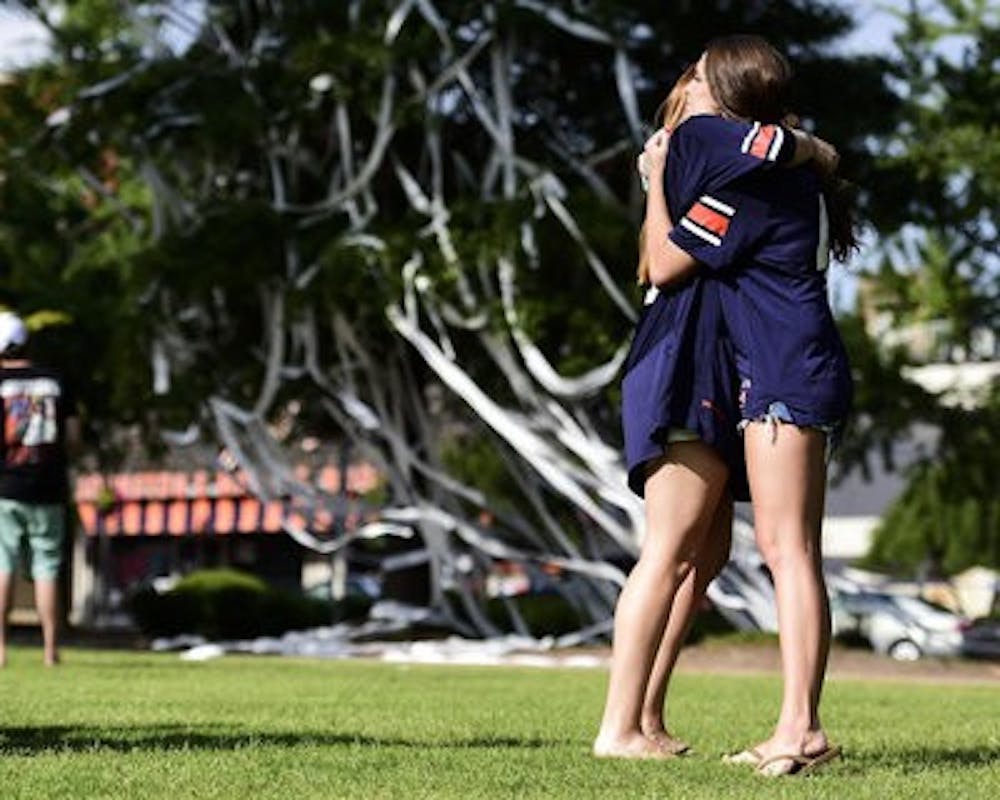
[67,463,380,628]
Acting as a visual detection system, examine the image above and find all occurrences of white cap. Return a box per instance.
[0,312,28,354]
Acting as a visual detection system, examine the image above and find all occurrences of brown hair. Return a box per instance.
[637,65,695,285]
[704,35,858,261]
[656,63,696,132]
[704,35,791,123]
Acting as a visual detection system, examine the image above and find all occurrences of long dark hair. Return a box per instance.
[704,35,858,261]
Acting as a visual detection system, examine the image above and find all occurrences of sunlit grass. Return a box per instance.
[0,647,997,798]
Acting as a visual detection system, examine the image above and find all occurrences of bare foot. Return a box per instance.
[722,747,764,766]
[44,652,60,667]
[643,728,691,755]
[593,731,677,760]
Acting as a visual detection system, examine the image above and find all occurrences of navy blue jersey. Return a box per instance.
[667,116,796,207]
[667,117,853,427]
[621,278,746,498]
[619,116,794,498]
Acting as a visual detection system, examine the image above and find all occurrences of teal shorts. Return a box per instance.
[0,499,66,580]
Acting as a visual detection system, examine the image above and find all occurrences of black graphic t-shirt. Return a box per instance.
[0,365,76,503]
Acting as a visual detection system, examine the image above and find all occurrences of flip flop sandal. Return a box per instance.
[756,745,843,777]
[722,747,764,766]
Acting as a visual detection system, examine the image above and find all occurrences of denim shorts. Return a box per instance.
[737,379,841,448]
[738,400,839,437]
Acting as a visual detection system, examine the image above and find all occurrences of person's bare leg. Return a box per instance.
[811,525,832,715]
[34,579,59,666]
[641,496,732,752]
[0,571,11,667]
[593,442,727,758]
[743,422,831,774]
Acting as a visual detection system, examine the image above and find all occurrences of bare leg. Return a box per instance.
[34,579,60,666]
[593,442,727,758]
[743,422,831,774]
[0,571,11,667]
[811,532,832,715]
[641,496,732,751]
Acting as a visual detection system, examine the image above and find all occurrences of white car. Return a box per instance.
[836,591,967,661]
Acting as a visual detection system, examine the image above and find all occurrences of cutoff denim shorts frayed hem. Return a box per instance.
[737,400,843,463]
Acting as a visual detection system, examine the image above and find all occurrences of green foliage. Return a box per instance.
[868,386,1000,573]
[128,568,333,639]
[0,0,903,453]
[873,0,1000,343]
[684,606,739,645]
[869,234,981,353]
[486,593,582,636]
[850,1,1000,570]
[21,309,74,330]
[833,313,938,481]
[440,430,520,513]
[8,1,989,582]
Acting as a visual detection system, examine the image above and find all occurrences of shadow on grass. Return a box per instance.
[839,745,1000,773]
[0,724,564,755]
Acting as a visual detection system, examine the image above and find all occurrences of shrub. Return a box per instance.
[129,568,333,640]
[486,593,581,637]
[684,606,737,644]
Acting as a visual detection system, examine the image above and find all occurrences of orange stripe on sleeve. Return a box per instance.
[687,203,731,237]
[750,125,776,159]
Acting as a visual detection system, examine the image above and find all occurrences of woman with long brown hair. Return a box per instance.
[637,35,853,775]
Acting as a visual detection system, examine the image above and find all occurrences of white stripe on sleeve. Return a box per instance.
[699,194,735,216]
[741,122,760,154]
[680,217,722,247]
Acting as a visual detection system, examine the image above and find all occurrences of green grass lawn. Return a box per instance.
[1,647,997,799]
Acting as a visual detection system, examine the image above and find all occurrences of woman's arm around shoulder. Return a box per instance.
[641,128,700,288]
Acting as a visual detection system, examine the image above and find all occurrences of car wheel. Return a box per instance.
[888,639,922,662]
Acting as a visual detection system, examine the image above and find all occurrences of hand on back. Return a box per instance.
[638,128,672,189]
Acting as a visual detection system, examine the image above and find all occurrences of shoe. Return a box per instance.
[756,745,842,777]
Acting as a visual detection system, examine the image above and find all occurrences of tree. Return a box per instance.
[859,0,1000,572]
[1,1,907,632]
[874,0,998,351]
[869,387,1000,573]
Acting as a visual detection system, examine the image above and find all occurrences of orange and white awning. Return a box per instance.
[74,465,379,538]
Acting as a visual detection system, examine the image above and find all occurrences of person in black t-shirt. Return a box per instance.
[0,312,79,667]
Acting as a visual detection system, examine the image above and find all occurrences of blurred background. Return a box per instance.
[0,0,996,661]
